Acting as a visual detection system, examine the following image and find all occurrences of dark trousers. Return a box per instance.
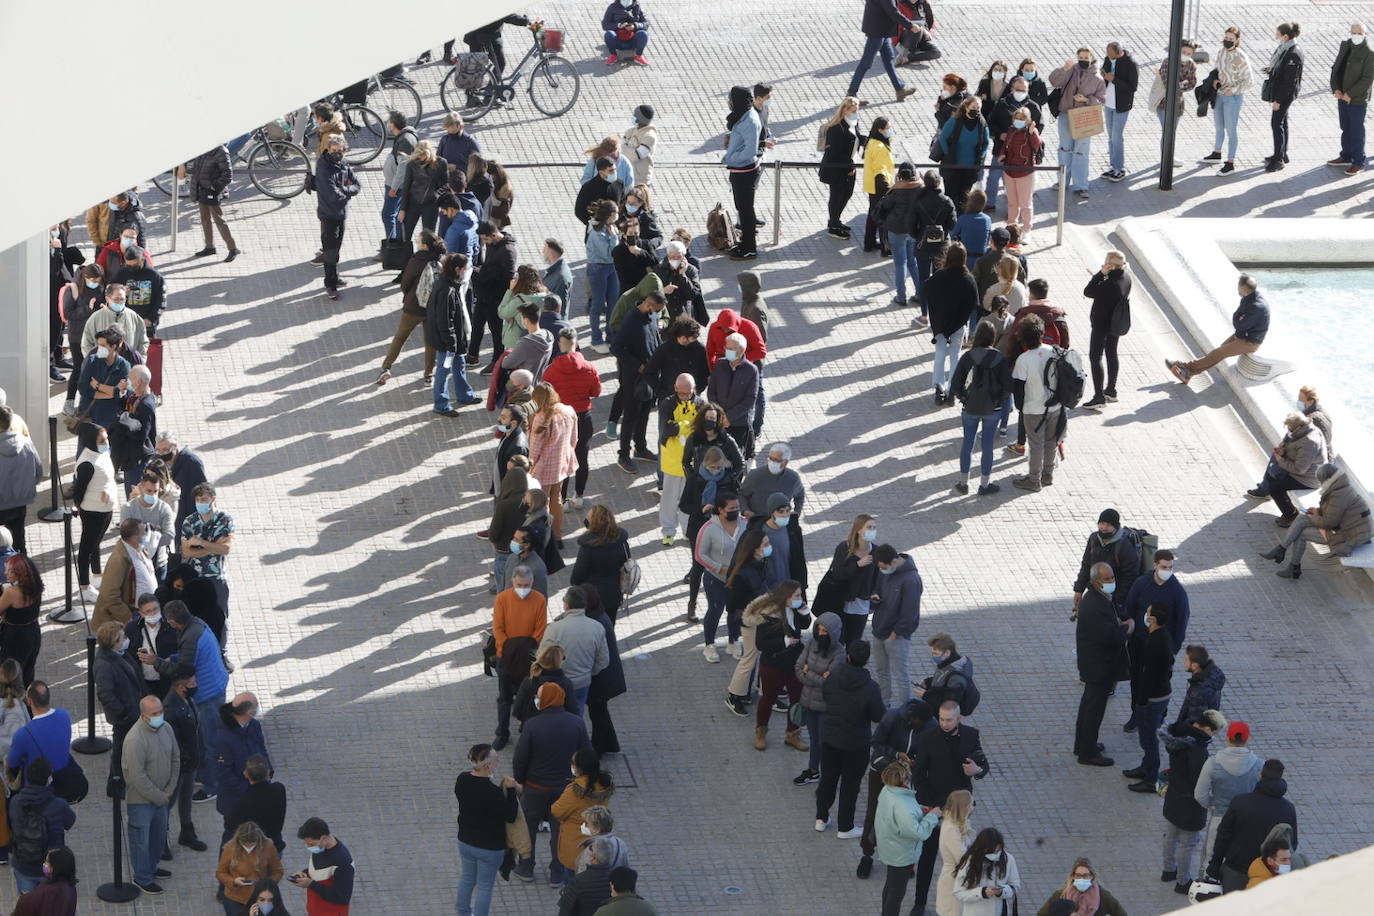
[826,174,856,228]
[815,743,867,831]
[1221,864,1248,893]
[400,203,439,242]
[206,577,230,647]
[174,767,197,838]
[0,505,27,554]
[725,423,755,461]
[912,826,941,909]
[77,509,112,586]
[1074,678,1114,758]
[1135,698,1169,777]
[572,411,593,496]
[588,697,620,754]
[755,665,801,730]
[728,168,758,253]
[0,621,41,688]
[1088,325,1121,398]
[466,299,503,364]
[840,612,868,646]
[463,34,507,76]
[320,217,346,290]
[519,782,569,880]
[1270,100,1291,160]
[864,192,888,252]
[1263,465,1305,518]
[941,166,978,211]
[617,376,651,459]
[495,678,515,740]
[752,362,766,439]
[882,863,915,916]
[608,386,624,424]
[859,766,884,857]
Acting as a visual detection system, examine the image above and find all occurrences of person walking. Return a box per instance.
[747,581,810,752]
[1073,563,1129,766]
[818,98,863,239]
[1330,24,1372,175]
[1081,250,1131,410]
[950,321,1012,495]
[1099,41,1139,182]
[454,743,521,914]
[124,695,179,895]
[722,86,762,261]
[1048,47,1107,198]
[814,640,886,837]
[1037,858,1129,915]
[845,0,921,103]
[952,828,1021,915]
[925,243,978,405]
[314,136,361,302]
[875,761,942,916]
[426,253,481,414]
[185,145,240,262]
[1263,22,1304,172]
[1202,27,1254,174]
[375,230,444,386]
[218,822,285,916]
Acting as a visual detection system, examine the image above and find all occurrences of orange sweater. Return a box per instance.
[493,590,548,655]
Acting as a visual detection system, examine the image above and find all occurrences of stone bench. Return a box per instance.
[1339,541,1374,569]
[1238,352,1297,382]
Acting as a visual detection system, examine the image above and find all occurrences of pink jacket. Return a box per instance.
[528,404,579,486]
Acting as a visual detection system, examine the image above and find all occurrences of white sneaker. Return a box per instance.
[728,641,743,659]
[702,644,720,663]
[837,827,863,839]
[814,819,829,832]
[593,343,611,355]
[80,585,98,603]
[567,496,583,511]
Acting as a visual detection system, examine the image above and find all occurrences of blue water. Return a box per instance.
[1248,268,1374,420]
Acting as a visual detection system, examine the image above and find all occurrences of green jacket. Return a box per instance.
[594,893,659,916]
[608,272,663,337]
[497,290,544,351]
[1331,38,1374,104]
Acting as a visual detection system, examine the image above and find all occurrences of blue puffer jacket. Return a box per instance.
[875,784,941,866]
[315,154,360,221]
[938,115,990,166]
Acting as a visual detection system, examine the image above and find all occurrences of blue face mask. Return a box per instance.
[148,715,165,729]
[625,203,641,214]
[879,566,895,575]
[1101,582,1116,595]
[85,280,101,289]
[97,444,111,454]
[789,598,803,609]
[773,514,790,528]
[509,540,522,554]
[195,502,212,515]
[1022,70,1037,80]
[109,301,126,314]
[109,202,121,211]
[1013,119,1028,129]
[1072,878,1093,892]
[863,529,877,542]
[258,905,275,916]
[142,493,158,506]
[307,845,324,855]
[760,545,773,558]
[881,128,893,139]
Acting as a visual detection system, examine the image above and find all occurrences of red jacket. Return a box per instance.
[706,309,767,368]
[541,350,602,414]
[95,240,155,278]
[1000,127,1043,177]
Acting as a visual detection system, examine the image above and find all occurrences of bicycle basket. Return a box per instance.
[264,118,291,142]
[541,28,564,52]
[454,52,490,90]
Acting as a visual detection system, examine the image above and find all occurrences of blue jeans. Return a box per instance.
[1057,116,1093,191]
[13,869,42,894]
[456,840,505,916]
[913,254,934,313]
[1339,99,1368,168]
[997,391,1013,433]
[702,575,739,645]
[1135,698,1169,778]
[959,412,998,478]
[603,29,648,56]
[382,187,402,240]
[586,262,619,346]
[984,161,1002,207]
[433,352,456,412]
[847,36,905,96]
[493,550,510,588]
[127,802,169,885]
[890,233,918,300]
[1105,107,1129,173]
[195,696,222,792]
[226,133,251,160]
[804,708,823,771]
[1213,93,1243,160]
[931,327,966,394]
[574,685,590,713]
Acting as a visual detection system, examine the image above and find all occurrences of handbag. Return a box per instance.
[788,700,806,728]
[928,118,962,164]
[1067,104,1105,140]
[633,376,655,402]
[380,238,413,270]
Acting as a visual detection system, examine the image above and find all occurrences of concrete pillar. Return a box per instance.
[0,234,52,468]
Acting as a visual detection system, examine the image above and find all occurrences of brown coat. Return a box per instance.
[216,839,284,904]
[551,776,614,869]
[86,203,112,248]
[1309,474,1373,555]
[92,541,135,631]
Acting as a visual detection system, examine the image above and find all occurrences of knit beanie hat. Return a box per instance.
[633,104,655,125]
[1098,508,1121,529]
[537,682,566,710]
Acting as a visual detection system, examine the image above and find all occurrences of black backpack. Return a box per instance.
[1042,346,1086,411]
[959,350,1002,416]
[934,665,981,716]
[12,797,49,870]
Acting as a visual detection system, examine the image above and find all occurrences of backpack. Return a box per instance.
[958,350,1002,416]
[1042,346,1086,412]
[933,664,981,716]
[454,52,491,90]
[416,259,437,310]
[1122,526,1157,571]
[1048,86,1064,118]
[706,202,739,252]
[12,797,49,869]
[915,194,947,257]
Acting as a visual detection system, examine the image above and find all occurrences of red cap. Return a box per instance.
[1228,721,1250,742]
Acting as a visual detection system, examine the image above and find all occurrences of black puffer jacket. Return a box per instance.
[424,274,470,354]
[1174,658,1226,728]
[1210,777,1297,873]
[876,180,923,235]
[108,190,148,246]
[1162,722,1211,830]
[819,662,885,750]
[189,147,233,204]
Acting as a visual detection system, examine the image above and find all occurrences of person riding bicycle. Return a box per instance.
[462,13,533,78]
[602,0,650,66]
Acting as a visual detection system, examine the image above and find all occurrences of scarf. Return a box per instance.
[1063,880,1100,916]
[125,539,157,604]
[1269,39,1293,73]
[698,463,726,509]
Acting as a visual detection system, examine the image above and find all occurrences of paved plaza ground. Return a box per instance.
[9,1,1374,913]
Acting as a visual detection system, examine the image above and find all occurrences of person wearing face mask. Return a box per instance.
[1012,58,1050,106]
[1246,837,1293,889]
[0,406,39,560]
[180,483,235,638]
[153,431,208,550]
[845,0,921,103]
[80,281,148,363]
[738,441,804,521]
[1262,22,1304,172]
[213,692,272,830]
[815,639,886,838]
[1330,24,1373,176]
[145,601,228,803]
[551,749,615,885]
[60,264,107,412]
[706,333,760,463]
[934,74,970,127]
[812,514,880,646]
[109,364,158,500]
[1124,549,1190,657]
[651,243,701,323]
[112,245,166,333]
[313,135,361,301]
[746,580,810,751]
[426,253,482,415]
[5,760,77,896]
[487,453,530,594]
[493,566,549,749]
[10,843,79,913]
[1073,562,1130,767]
[951,828,1020,916]
[219,821,286,915]
[610,292,664,473]
[1037,858,1127,915]
[287,817,355,911]
[611,216,660,296]
[876,162,924,307]
[1158,709,1226,893]
[503,532,550,598]
[913,632,975,711]
[1072,508,1141,617]
[1099,41,1140,182]
[998,108,1043,238]
[937,97,990,210]
[868,544,923,705]
[454,743,521,914]
[974,61,1010,206]
[542,331,602,508]
[692,491,744,649]
[863,118,896,254]
[859,698,935,879]
[654,373,708,545]
[874,760,942,915]
[540,587,610,714]
[71,423,117,603]
[163,666,211,853]
[1201,27,1254,174]
[1150,40,1199,150]
[541,239,574,320]
[721,528,771,711]
[1048,47,1107,198]
[95,226,151,279]
[622,186,662,250]
[125,594,176,701]
[600,0,650,66]
[818,97,863,239]
[1262,462,1372,580]
[122,695,179,894]
[574,805,629,874]
[622,106,658,186]
[106,190,148,249]
[75,326,132,436]
[1122,603,1175,792]
[511,682,591,884]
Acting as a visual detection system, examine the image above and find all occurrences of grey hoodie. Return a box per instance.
[795,611,846,712]
[737,272,768,346]
[0,431,41,510]
[1195,744,1262,815]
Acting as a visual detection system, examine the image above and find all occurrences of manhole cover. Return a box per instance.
[724,886,743,895]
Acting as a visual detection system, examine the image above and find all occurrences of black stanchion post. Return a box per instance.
[96,789,140,903]
[71,633,111,755]
[38,416,63,522]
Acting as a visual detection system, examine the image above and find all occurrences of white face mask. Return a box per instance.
[96,346,110,359]
[514,587,532,599]
[992,69,1006,79]
[1157,568,1173,581]
[580,823,594,836]
[118,637,130,653]
[940,88,953,98]
[668,258,683,269]
[241,843,258,853]
[768,460,784,475]
[571,766,580,778]
[845,113,858,125]
[1012,90,1028,102]
[1352,34,1367,45]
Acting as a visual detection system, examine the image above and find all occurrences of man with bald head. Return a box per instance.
[656,372,707,545]
[123,694,180,894]
[1330,23,1372,175]
[1074,562,1131,767]
[213,691,272,828]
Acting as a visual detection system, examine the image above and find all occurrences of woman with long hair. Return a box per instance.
[723,528,771,714]
[526,383,578,544]
[953,827,1022,915]
[394,140,450,240]
[818,97,863,239]
[551,749,615,876]
[1203,26,1253,174]
[622,184,661,249]
[679,406,744,620]
[497,264,547,354]
[935,790,975,915]
[951,320,1012,494]
[924,242,979,404]
[746,579,810,752]
[11,846,79,915]
[216,821,285,915]
[584,199,620,351]
[513,644,577,724]
[570,505,631,619]
[1037,857,1128,916]
[466,153,495,217]
[825,514,879,645]
[876,761,942,916]
[376,228,445,386]
[454,743,520,916]
[245,878,290,916]
[0,555,44,686]
[72,422,116,603]
[938,96,990,211]
[487,159,515,228]
[862,117,895,255]
[581,136,633,188]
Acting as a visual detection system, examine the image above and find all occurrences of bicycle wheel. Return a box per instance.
[248,141,310,200]
[368,78,423,125]
[528,56,581,118]
[439,64,498,123]
[340,104,386,165]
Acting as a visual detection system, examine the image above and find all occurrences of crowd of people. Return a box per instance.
[2,3,1369,914]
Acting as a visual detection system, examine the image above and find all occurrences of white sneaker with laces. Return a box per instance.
[729,641,743,659]
[702,644,720,663]
[837,827,863,839]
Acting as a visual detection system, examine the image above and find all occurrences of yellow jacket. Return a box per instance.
[863,138,895,195]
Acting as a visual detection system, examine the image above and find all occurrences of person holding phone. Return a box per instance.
[244,878,290,916]
[952,828,1021,915]
[217,822,284,915]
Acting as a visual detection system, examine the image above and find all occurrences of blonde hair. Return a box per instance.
[531,382,563,435]
[228,821,268,866]
[531,643,566,677]
[1105,249,1127,268]
[996,257,1021,284]
[1012,106,1032,124]
[584,135,622,158]
[823,96,862,130]
[524,488,548,511]
[881,761,911,787]
[846,514,876,556]
[410,139,438,165]
[943,789,973,828]
[626,184,653,210]
[1298,384,1317,402]
[96,620,125,650]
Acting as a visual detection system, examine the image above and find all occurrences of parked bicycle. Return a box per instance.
[366,72,423,125]
[300,98,387,166]
[439,21,579,122]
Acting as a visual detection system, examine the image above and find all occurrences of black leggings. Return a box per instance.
[941,165,978,212]
[826,174,855,228]
[864,192,888,252]
[1088,325,1120,398]
[466,300,503,364]
[728,167,758,253]
[1271,100,1292,160]
[881,863,915,916]
[400,202,439,241]
[77,509,112,586]
[588,697,620,754]
[840,612,868,646]
[562,411,593,498]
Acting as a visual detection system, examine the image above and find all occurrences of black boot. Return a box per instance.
[1259,544,1286,563]
[856,855,873,879]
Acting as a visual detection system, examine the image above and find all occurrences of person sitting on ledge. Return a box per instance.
[1245,412,1326,527]
[1260,463,1372,579]
[1165,273,1269,384]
